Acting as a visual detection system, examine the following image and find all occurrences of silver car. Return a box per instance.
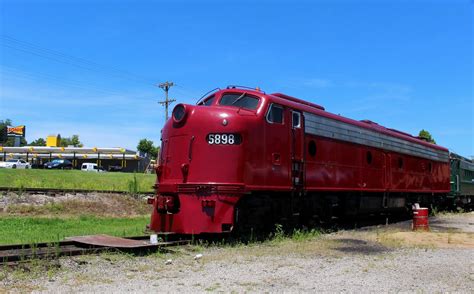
[0,159,31,169]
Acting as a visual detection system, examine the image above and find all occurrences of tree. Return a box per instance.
[0,119,27,146]
[0,119,12,128]
[137,139,159,159]
[70,135,83,147]
[418,129,436,144]
[59,134,83,147]
[29,138,46,146]
[0,119,10,143]
[151,146,160,160]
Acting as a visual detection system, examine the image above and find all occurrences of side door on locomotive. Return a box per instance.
[264,103,291,189]
[264,103,305,190]
[290,109,304,190]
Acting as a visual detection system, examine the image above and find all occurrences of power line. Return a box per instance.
[1,35,156,84]
[0,35,157,86]
[0,35,189,114]
[1,66,129,96]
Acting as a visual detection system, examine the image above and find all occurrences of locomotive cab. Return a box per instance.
[150,88,275,234]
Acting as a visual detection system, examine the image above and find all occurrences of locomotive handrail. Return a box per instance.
[196,87,221,105]
[226,85,265,93]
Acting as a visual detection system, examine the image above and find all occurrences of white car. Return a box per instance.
[0,159,31,169]
[81,163,106,172]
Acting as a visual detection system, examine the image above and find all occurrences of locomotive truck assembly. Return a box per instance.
[148,86,474,235]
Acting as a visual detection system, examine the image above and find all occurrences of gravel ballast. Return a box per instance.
[30,248,473,293]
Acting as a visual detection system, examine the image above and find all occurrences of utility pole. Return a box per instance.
[157,81,176,121]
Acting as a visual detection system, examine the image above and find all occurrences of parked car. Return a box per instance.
[107,165,123,172]
[81,163,106,172]
[0,159,31,169]
[43,159,73,169]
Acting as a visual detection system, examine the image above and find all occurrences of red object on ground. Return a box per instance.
[413,208,429,231]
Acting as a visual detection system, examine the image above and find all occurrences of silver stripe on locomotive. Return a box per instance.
[304,112,449,162]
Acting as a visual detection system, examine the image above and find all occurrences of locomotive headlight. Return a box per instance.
[172,104,187,123]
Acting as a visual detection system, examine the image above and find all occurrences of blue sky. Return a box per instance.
[0,0,472,156]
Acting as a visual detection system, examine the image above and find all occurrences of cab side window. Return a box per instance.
[292,111,301,128]
[266,104,284,124]
[200,95,215,106]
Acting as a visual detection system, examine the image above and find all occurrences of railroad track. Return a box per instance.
[0,186,154,195]
[0,234,189,265]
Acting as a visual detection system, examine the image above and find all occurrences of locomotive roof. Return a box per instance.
[211,87,448,153]
[263,92,449,153]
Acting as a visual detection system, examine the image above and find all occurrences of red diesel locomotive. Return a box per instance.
[149,86,450,234]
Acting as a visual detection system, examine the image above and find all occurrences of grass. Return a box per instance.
[267,224,323,244]
[0,169,155,193]
[0,215,150,245]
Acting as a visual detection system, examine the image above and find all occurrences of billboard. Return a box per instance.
[7,125,26,137]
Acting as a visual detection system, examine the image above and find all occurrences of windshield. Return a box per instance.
[52,159,63,163]
[219,93,259,110]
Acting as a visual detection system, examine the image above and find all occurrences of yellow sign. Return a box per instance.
[46,135,61,147]
[7,126,26,137]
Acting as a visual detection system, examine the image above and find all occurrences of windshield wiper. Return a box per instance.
[231,93,246,106]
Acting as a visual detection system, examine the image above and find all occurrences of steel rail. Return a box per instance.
[0,187,155,195]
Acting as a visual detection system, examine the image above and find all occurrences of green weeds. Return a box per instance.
[191,225,324,251]
[269,224,323,243]
[127,173,139,196]
[0,215,149,245]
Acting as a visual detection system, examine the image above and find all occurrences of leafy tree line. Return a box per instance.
[59,135,83,147]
